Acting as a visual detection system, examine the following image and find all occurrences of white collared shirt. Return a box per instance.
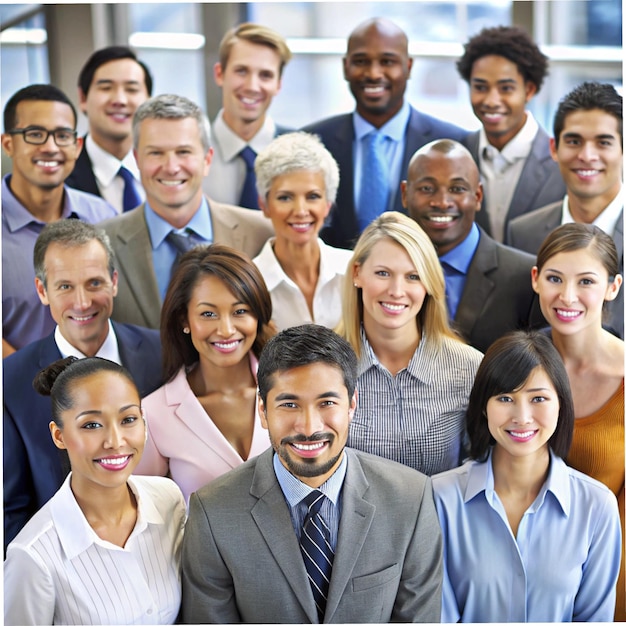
[54,319,122,364]
[479,111,539,242]
[85,134,145,214]
[202,110,278,205]
[253,237,352,331]
[4,474,186,625]
[561,185,624,236]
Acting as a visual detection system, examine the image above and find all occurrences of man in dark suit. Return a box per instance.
[402,139,544,352]
[3,219,163,550]
[182,324,443,623]
[509,82,623,338]
[457,26,565,242]
[202,23,293,208]
[303,18,467,250]
[66,46,152,213]
[101,94,274,329]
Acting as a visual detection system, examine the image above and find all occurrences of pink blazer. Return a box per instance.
[134,354,270,502]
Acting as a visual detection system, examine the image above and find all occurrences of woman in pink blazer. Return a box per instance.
[134,244,274,502]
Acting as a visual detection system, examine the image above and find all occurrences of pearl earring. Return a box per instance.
[183,327,190,334]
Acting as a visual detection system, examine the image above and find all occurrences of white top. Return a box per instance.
[202,109,278,205]
[54,319,121,364]
[85,134,145,214]
[479,111,539,242]
[4,474,186,625]
[253,237,353,331]
[561,184,624,236]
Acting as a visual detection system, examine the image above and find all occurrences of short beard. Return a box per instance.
[270,432,344,479]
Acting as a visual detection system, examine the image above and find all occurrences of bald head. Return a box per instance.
[347,18,408,54]
[402,139,483,256]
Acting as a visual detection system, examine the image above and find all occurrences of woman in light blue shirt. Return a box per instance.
[432,330,621,622]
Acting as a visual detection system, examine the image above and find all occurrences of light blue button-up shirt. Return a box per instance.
[432,449,621,622]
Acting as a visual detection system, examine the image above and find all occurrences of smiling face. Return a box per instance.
[186,274,258,369]
[551,109,623,209]
[79,58,149,152]
[50,371,145,494]
[487,366,558,463]
[259,362,356,488]
[1,99,81,196]
[260,169,331,245]
[343,22,412,128]
[214,39,282,136]
[531,247,622,335]
[469,54,537,150]
[402,148,482,256]
[135,116,212,227]
[36,240,118,357]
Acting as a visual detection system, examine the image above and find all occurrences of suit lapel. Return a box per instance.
[37,333,63,369]
[209,199,244,251]
[612,209,623,262]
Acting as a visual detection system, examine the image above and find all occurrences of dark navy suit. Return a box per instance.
[65,141,101,197]
[302,106,468,249]
[3,322,163,550]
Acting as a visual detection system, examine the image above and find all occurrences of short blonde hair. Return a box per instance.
[337,212,460,358]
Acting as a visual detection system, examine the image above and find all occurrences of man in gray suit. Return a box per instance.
[508,82,623,338]
[458,26,565,242]
[182,324,443,624]
[101,94,274,329]
[402,139,544,353]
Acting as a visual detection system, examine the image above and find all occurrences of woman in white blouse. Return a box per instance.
[253,131,352,330]
[4,356,185,625]
[338,212,483,475]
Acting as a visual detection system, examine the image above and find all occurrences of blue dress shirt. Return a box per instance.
[439,223,480,320]
[144,197,214,299]
[353,100,411,214]
[273,452,346,551]
[432,449,621,622]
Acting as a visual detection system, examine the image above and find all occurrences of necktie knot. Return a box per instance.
[239,146,257,170]
[166,229,199,255]
[303,490,325,516]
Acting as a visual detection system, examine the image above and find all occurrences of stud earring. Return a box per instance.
[183,327,190,334]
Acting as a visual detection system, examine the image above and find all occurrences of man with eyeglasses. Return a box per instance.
[1,84,116,358]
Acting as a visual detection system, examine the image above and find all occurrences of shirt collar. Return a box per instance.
[213,109,277,162]
[85,134,139,186]
[353,99,411,141]
[479,111,539,163]
[273,449,347,507]
[439,223,480,274]
[54,319,121,364]
[561,185,623,235]
[144,196,213,249]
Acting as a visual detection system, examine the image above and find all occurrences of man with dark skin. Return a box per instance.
[402,139,542,352]
[303,18,467,249]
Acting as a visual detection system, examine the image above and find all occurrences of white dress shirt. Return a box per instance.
[202,109,278,205]
[54,319,122,364]
[253,237,352,330]
[4,475,186,625]
[85,134,145,214]
[561,185,623,236]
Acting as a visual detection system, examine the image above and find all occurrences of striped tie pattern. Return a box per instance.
[300,490,334,622]
[357,130,389,232]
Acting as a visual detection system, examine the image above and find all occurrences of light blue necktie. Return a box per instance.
[357,131,389,232]
[238,146,259,210]
[117,166,142,213]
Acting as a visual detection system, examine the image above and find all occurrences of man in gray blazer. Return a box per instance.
[458,26,565,242]
[100,94,273,329]
[402,139,544,353]
[508,82,623,338]
[182,325,443,624]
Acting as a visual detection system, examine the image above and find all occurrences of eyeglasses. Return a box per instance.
[8,127,78,147]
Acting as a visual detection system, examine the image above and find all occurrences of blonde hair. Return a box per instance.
[337,212,459,358]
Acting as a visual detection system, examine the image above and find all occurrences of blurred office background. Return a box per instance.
[0,1,622,136]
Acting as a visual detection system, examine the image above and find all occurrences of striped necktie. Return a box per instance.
[357,130,389,232]
[300,490,334,622]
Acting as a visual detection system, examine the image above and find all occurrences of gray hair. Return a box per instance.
[254,132,340,204]
[34,220,115,288]
[132,94,212,152]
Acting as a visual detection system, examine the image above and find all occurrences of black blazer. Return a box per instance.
[65,139,101,197]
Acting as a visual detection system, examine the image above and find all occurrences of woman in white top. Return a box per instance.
[4,356,185,625]
[135,244,274,502]
[338,212,483,475]
[253,131,352,330]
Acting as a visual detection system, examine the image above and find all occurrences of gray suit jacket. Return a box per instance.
[181,447,443,624]
[508,201,624,338]
[454,227,545,353]
[101,199,274,329]
[463,126,566,241]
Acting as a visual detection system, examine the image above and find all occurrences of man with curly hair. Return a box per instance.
[458,26,565,243]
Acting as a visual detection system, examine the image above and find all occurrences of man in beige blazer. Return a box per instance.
[101,94,273,329]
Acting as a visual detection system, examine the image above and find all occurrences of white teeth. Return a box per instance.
[290,223,313,231]
[381,302,406,311]
[429,215,455,223]
[98,456,130,466]
[241,97,258,104]
[576,169,600,177]
[556,309,581,318]
[364,86,384,94]
[509,431,535,439]
[36,160,61,167]
[214,341,240,349]
[72,314,94,322]
[160,180,184,186]
[483,113,504,119]
[293,442,325,450]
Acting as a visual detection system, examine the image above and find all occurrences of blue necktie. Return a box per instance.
[357,131,389,232]
[166,229,201,279]
[117,166,142,212]
[238,146,259,210]
[300,491,334,622]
